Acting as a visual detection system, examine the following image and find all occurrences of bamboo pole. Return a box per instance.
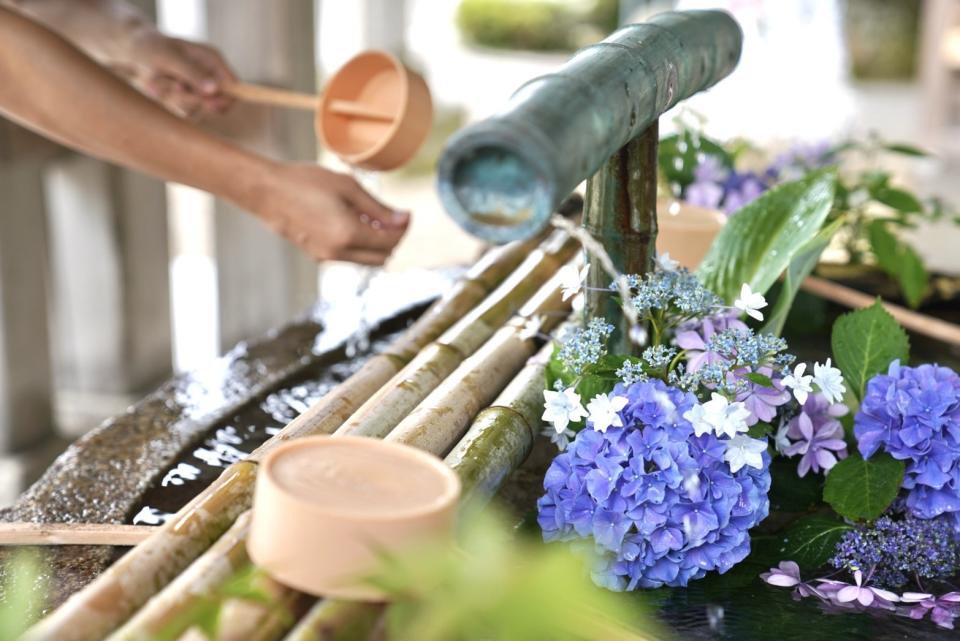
[801,275,960,347]
[22,461,258,641]
[337,230,577,439]
[0,522,154,546]
[19,239,540,641]
[105,513,255,641]
[583,123,659,353]
[281,600,385,641]
[385,266,572,456]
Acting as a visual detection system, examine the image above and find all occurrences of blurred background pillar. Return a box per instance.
[202,0,320,352]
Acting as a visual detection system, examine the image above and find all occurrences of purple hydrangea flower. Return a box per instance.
[782,393,849,477]
[854,361,960,528]
[733,366,791,426]
[721,171,767,214]
[537,379,771,591]
[675,312,748,373]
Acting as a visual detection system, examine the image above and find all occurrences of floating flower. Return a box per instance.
[835,570,900,607]
[760,560,801,587]
[558,264,589,302]
[813,358,846,404]
[538,379,771,591]
[542,387,588,435]
[683,393,751,439]
[724,434,768,473]
[734,283,767,322]
[854,361,960,528]
[782,393,849,477]
[781,362,814,405]
[587,393,628,433]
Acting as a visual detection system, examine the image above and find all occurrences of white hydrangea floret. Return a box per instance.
[682,393,751,439]
[542,387,588,434]
[558,264,589,302]
[656,252,680,272]
[586,393,628,433]
[813,358,845,404]
[734,283,767,321]
[724,434,768,473]
[782,362,814,405]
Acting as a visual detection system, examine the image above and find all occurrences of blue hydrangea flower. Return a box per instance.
[854,361,960,528]
[537,379,771,590]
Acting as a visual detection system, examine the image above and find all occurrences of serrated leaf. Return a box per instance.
[823,453,904,521]
[777,515,852,569]
[871,185,923,214]
[868,220,928,308]
[763,218,843,336]
[883,142,930,157]
[830,300,909,401]
[698,170,836,303]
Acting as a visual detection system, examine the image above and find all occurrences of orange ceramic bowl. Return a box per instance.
[247,435,460,601]
[317,51,434,171]
[656,199,727,269]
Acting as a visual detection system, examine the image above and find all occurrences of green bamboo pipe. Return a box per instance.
[437,10,742,243]
[19,238,542,641]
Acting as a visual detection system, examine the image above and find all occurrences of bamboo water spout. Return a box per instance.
[437,10,743,244]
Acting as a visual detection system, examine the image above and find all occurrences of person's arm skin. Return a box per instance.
[0,8,409,265]
[2,0,235,118]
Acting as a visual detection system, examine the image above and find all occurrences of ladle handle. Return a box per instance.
[223,81,318,111]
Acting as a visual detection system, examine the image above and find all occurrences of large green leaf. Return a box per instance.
[698,170,837,303]
[823,452,904,521]
[763,218,844,336]
[868,220,928,309]
[870,185,923,214]
[830,300,910,401]
[777,515,852,569]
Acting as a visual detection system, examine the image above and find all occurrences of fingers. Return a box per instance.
[339,176,410,229]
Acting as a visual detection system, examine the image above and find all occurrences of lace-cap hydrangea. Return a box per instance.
[538,379,771,590]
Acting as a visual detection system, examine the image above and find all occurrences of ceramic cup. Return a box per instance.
[317,51,434,171]
[656,199,727,269]
[247,435,460,601]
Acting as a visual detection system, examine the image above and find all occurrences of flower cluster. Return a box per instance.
[624,267,722,321]
[830,514,960,589]
[538,379,771,590]
[762,561,960,630]
[557,318,614,376]
[776,393,849,477]
[854,361,960,528]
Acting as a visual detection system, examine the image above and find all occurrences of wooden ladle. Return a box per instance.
[222,50,433,171]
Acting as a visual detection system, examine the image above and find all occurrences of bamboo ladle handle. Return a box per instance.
[222,82,395,122]
[0,522,155,546]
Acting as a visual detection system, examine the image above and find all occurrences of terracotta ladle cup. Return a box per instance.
[656,198,727,269]
[223,50,433,171]
[247,435,461,601]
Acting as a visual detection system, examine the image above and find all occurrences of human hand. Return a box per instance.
[110,27,236,119]
[248,164,410,265]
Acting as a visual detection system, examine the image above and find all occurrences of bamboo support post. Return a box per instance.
[21,235,561,641]
[801,275,960,348]
[583,123,659,351]
[0,522,154,547]
[338,229,577,439]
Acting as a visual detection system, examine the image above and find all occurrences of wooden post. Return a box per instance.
[201,0,319,351]
[44,157,172,396]
[583,121,659,352]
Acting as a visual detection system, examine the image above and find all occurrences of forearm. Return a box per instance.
[0,0,149,64]
[0,8,269,211]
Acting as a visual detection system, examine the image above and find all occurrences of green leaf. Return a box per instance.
[778,515,850,564]
[823,453,905,521]
[744,372,774,387]
[868,220,928,308]
[747,421,772,439]
[883,142,930,157]
[870,185,923,214]
[777,515,852,569]
[830,300,909,401]
[698,170,836,303]
[763,218,843,336]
